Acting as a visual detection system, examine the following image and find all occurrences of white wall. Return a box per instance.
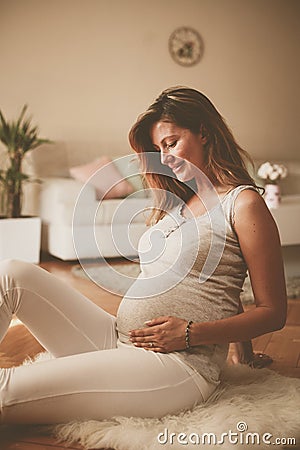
[0,0,299,167]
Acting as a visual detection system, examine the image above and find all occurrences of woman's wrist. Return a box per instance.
[187,321,205,347]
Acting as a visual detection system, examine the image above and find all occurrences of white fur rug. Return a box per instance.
[51,363,300,450]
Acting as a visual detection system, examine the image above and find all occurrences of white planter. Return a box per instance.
[264,183,281,209]
[0,216,41,263]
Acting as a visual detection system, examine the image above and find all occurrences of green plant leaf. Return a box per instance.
[0,110,11,146]
[15,105,28,131]
[0,105,53,217]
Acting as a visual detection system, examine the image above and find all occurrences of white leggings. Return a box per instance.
[0,259,216,424]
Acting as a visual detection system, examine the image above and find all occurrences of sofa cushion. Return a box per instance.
[69,156,134,199]
[112,155,145,194]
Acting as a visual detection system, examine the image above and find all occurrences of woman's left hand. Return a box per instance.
[129,316,188,353]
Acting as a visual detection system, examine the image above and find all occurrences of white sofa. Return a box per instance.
[34,154,300,261]
[37,155,152,260]
[39,177,151,260]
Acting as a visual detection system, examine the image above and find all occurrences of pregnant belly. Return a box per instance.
[117,289,239,345]
[116,295,172,343]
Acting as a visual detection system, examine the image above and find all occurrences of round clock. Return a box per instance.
[168,26,204,67]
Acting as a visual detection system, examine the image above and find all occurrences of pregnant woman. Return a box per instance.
[0,87,286,424]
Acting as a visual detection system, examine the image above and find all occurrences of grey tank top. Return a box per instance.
[116,185,257,384]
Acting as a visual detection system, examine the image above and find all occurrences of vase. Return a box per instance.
[264,183,281,209]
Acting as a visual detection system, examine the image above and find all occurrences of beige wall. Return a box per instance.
[0,0,299,168]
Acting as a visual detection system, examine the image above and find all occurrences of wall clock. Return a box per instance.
[168,26,204,67]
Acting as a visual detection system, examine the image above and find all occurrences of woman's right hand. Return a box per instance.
[129,316,188,353]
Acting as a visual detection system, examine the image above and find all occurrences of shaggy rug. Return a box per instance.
[72,262,300,304]
[51,363,300,450]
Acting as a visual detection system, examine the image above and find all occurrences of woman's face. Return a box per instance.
[150,121,207,183]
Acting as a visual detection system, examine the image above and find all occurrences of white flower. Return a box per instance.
[257,162,272,179]
[269,170,279,181]
[257,162,288,183]
[273,164,282,175]
[280,165,288,179]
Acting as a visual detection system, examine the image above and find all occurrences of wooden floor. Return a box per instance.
[0,255,299,449]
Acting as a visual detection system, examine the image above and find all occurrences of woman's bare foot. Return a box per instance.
[228,341,254,365]
[228,342,273,368]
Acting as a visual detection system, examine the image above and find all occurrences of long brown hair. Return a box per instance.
[129,86,258,225]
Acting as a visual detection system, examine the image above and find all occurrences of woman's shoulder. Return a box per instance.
[233,185,264,209]
[233,185,275,230]
[225,185,267,228]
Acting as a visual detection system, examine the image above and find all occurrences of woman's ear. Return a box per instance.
[199,125,208,144]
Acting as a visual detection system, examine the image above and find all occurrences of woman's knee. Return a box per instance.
[0,259,35,279]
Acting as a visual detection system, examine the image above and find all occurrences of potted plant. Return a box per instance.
[0,105,52,263]
[257,161,288,209]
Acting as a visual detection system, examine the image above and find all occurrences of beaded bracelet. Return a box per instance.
[185,320,193,349]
